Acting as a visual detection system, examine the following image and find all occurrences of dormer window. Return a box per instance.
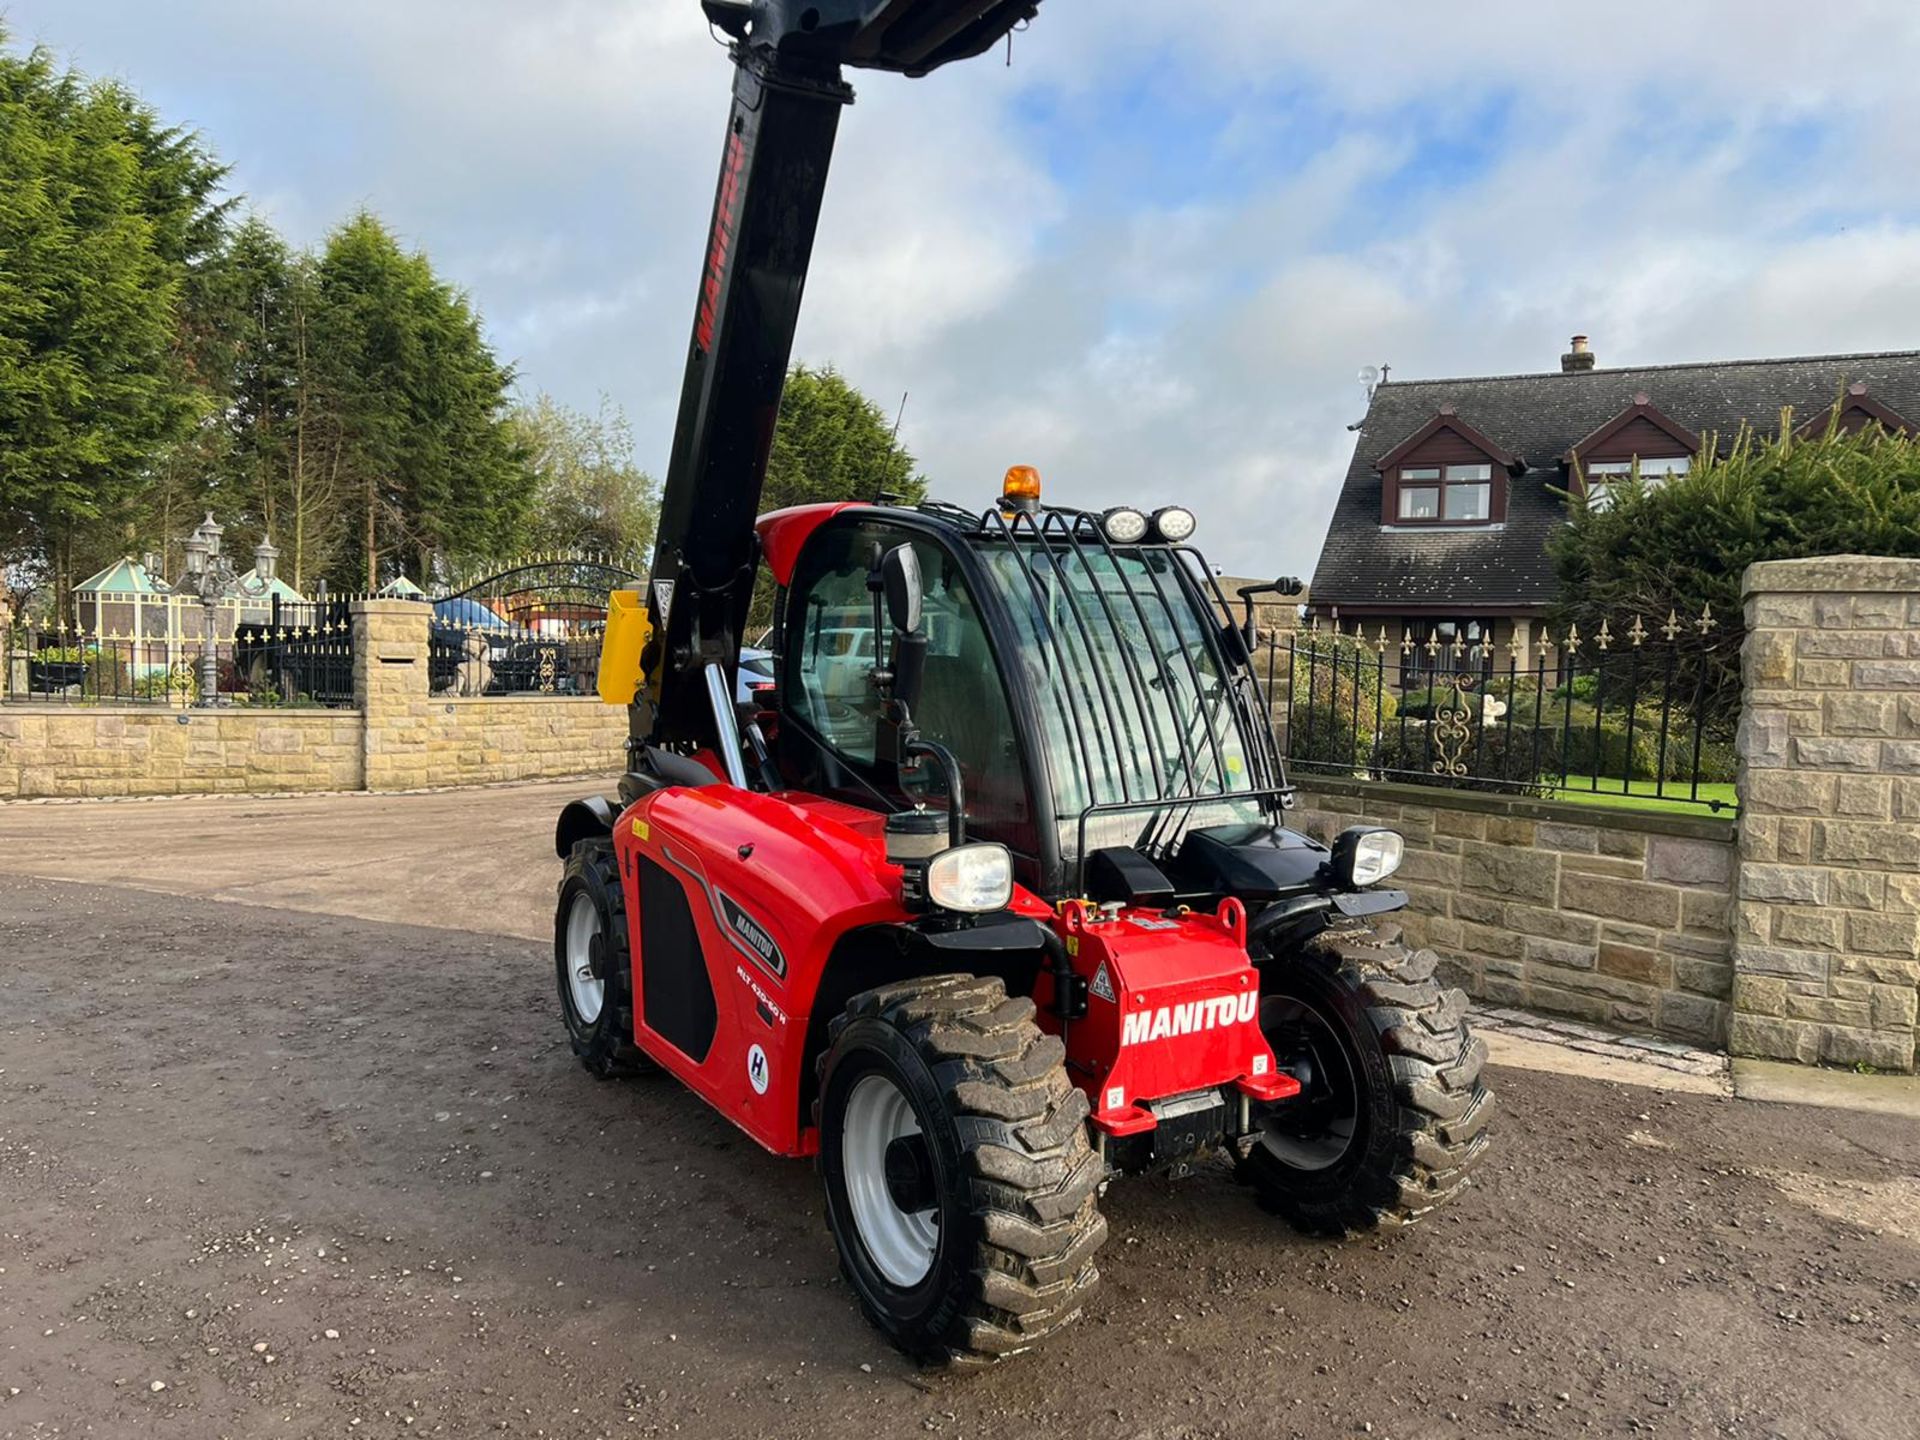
[1565,392,1700,512]
[1375,409,1518,528]
[1397,462,1492,521]
[1582,455,1689,512]
[1792,382,1916,440]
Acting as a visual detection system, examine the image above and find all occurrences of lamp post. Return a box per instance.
[176,513,277,707]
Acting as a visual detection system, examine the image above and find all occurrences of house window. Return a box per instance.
[1397,462,1492,523]
[1583,455,1689,512]
[1397,468,1440,519]
[1406,618,1492,682]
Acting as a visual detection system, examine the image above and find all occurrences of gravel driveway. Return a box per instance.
[0,791,1915,1439]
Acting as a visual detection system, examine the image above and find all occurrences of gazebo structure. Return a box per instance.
[72,557,173,641]
[72,550,309,658]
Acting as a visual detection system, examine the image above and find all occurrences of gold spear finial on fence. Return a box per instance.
[1628,614,1647,647]
[1696,601,1717,635]
[1661,608,1681,641]
[1376,624,1389,653]
[1565,622,1582,656]
[1595,618,1613,652]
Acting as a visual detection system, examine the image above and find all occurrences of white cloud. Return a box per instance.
[10,0,1920,578]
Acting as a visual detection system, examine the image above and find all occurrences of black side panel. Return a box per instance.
[638,856,719,1063]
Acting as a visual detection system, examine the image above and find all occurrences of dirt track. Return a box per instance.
[1,864,1917,1439]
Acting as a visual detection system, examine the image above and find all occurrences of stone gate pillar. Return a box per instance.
[351,598,432,793]
[1731,556,1920,1072]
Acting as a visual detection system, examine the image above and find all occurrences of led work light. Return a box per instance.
[1101,506,1150,544]
[1151,505,1197,543]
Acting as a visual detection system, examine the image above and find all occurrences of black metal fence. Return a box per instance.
[1269,609,1739,814]
[3,619,354,708]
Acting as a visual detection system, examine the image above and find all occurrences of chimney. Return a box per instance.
[1561,334,1595,374]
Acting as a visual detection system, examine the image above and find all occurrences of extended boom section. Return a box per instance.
[633,0,1043,755]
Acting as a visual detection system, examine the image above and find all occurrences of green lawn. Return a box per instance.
[1538,777,1739,818]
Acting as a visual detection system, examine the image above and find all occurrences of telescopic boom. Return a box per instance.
[631,0,1042,756]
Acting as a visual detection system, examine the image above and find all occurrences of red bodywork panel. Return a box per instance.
[1042,900,1296,1136]
[756,503,869,586]
[611,778,1294,1159]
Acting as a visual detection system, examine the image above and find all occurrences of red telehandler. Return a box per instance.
[553,0,1491,1365]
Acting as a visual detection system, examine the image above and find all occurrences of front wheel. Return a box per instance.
[816,975,1106,1366]
[1239,919,1492,1232]
[554,840,653,1078]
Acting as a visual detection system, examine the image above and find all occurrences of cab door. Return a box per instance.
[775,518,1042,873]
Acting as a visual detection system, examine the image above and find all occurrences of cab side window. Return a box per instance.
[786,529,882,765]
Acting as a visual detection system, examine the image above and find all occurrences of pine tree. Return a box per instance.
[0,34,227,614]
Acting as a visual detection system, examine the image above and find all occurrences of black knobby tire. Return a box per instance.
[1240,918,1491,1232]
[815,975,1107,1366]
[554,840,654,1078]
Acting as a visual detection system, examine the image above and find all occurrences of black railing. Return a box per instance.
[4,622,353,708]
[1271,610,1738,814]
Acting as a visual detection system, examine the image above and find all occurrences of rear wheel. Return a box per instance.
[1240,919,1491,1232]
[816,975,1106,1366]
[554,840,653,1078]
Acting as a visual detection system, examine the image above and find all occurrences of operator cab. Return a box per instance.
[759,467,1311,905]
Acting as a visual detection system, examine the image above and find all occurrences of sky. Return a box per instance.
[9,1,1920,578]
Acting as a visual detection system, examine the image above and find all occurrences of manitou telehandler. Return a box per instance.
[552,0,1491,1365]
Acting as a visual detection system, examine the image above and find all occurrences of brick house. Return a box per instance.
[1306,340,1920,677]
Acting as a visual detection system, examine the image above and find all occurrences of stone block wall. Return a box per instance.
[1730,556,1920,1072]
[1290,780,1736,1046]
[0,708,363,797]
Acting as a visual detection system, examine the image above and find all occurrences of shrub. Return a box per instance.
[1550,411,1920,725]
[1285,635,1399,775]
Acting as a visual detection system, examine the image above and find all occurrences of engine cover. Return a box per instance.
[1044,899,1297,1137]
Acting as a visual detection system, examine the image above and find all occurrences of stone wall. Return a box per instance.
[0,708,363,797]
[1730,556,1920,1072]
[1289,779,1736,1046]
[0,599,626,800]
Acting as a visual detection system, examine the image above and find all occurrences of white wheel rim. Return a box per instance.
[564,891,605,1026]
[842,1073,938,1288]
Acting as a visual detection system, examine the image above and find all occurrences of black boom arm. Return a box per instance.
[632,0,1042,757]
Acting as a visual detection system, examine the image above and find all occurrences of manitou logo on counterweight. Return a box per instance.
[1121,992,1259,1047]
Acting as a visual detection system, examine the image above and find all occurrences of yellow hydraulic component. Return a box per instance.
[596,589,653,706]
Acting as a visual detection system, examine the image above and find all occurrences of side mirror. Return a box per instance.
[881,543,923,635]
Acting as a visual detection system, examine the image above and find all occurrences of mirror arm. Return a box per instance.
[904,733,966,849]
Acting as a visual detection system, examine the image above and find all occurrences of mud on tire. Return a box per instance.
[816,975,1107,1367]
[1240,919,1491,1232]
[554,840,654,1078]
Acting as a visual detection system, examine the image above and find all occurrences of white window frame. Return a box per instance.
[1583,455,1688,512]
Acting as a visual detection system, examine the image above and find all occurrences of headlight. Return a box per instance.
[926,842,1014,913]
[1329,826,1404,888]
[1151,505,1197,543]
[1101,507,1149,544]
